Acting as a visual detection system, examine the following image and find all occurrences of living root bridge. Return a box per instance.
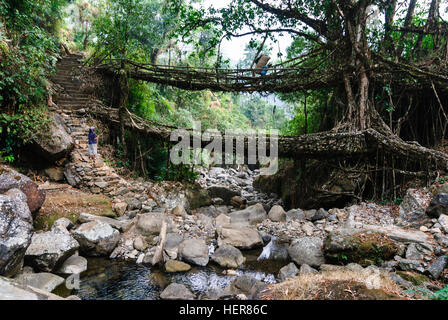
[86,105,448,170]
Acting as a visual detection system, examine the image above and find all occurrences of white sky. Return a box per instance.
[201,0,293,66]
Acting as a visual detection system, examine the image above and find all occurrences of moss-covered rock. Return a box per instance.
[323,229,398,267]
[185,185,212,210]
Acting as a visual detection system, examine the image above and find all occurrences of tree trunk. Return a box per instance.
[118,68,129,160]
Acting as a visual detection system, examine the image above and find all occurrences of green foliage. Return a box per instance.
[431,285,448,300]
[0,107,51,161]
[0,0,64,112]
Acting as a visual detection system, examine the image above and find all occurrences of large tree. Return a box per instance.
[163,0,448,199]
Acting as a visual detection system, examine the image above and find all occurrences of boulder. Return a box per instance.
[125,198,141,211]
[164,233,184,260]
[78,212,132,232]
[32,113,74,162]
[160,283,195,300]
[25,231,79,272]
[228,203,267,226]
[439,214,448,234]
[288,237,325,268]
[0,190,33,277]
[268,205,286,222]
[133,235,148,252]
[112,202,127,216]
[217,226,263,250]
[398,259,425,273]
[178,239,209,267]
[0,167,46,214]
[0,275,65,300]
[426,194,448,219]
[207,186,240,205]
[56,255,87,275]
[164,260,191,273]
[225,275,267,299]
[323,229,398,266]
[185,185,212,210]
[51,217,74,234]
[172,205,187,217]
[310,208,329,222]
[286,209,305,222]
[257,238,289,260]
[299,263,318,275]
[211,244,246,268]
[44,167,65,182]
[425,256,447,279]
[405,243,433,260]
[395,211,432,229]
[14,272,64,293]
[278,262,299,282]
[400,189,426,215]
[215,213,231,228]
[434,233,448,247]
[136,212,175,237]
[72,221,120,256]
[230,196,246,209]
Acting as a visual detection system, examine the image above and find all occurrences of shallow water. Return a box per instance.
[74,248,288,300]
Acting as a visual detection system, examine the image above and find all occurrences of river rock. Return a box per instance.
[439,214,448,234]
[425,256,447,279]
[278,262,299,282]
[178,239,209,266]
[217,226,263,249]
[164,260,191,273]
[72,221,120,256]
[211,244,245,268]
[400,189,426,215]
[207,186,240,205]
[268,205,286,222]
[0,166,46,214]
[311,208,329,222]
[78,212,132,232]
[0,275,65,300]
[32,113,74,162]
[426,194,448,218]
[56,255,87,275]
[0,189,33,277]
[25,231,79,272]
[230,196,246,209]
[172,205,187,217]
[395,211,431,229]
[405,243,433,260]
[286,209,305,222]
[226,275,267,299]
[258,238,289,260]
[136,212,175,237]
[434,234,448,247]
[164,233,184,260]
[323,229,398,266]
[14,272,64,293]
[51,217,74,234]
[133,235,148,251]
[112,202,127,216]
[398,259,425,273]
[299,263,318,274]
[160,283,195,300]
[228,203,267,226]
[288,237,325,268]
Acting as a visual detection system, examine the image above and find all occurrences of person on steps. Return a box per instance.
[88,126,98,163]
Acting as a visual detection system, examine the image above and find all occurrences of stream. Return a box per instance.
[69,248,287,300]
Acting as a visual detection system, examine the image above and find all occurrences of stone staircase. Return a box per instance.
[52,53,91,110]
[52,54,129,197]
